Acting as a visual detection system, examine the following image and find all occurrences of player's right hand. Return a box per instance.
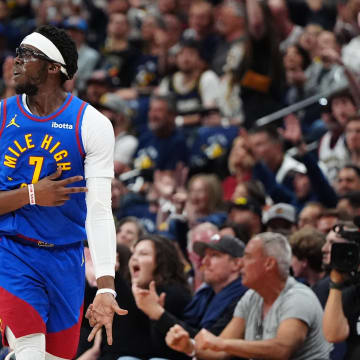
[86,293,128,345]
[34,167,87,206]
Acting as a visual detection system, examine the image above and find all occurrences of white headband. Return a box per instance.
[21,32,69,77]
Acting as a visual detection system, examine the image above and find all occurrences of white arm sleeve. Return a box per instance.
[82,105,115,178]
[82,104,116,279]
[199,70,221,107]
[85,177,116,279]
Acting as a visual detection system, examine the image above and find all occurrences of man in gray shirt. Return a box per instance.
[166,232,331,359]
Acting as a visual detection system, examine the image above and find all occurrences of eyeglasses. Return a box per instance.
[15,47,56,63]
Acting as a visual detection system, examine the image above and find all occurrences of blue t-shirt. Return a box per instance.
[134,129,188,170]
[190,125,238,168]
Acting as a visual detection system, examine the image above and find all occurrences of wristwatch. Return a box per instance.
[329,280,347,290]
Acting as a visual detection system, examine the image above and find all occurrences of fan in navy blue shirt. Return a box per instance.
[134,94,188,171]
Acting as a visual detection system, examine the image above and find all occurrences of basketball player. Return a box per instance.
[0,25,127,360]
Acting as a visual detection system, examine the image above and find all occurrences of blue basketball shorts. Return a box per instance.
[0,236,85,359]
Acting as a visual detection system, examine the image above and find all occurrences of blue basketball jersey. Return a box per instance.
[0,94,88,245]
[168,73,202,114]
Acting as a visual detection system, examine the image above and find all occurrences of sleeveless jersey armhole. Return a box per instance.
[0,99,7,139]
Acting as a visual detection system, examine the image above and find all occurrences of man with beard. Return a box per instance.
[0,25,126,360]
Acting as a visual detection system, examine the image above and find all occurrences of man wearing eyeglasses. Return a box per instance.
[0,25,127,360]
[166,232,331,359]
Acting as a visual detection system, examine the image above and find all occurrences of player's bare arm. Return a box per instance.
[0,167,87,214]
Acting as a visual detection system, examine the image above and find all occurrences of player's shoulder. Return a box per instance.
[2,94,19,106]
[82,102,112,127]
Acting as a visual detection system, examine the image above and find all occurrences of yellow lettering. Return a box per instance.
[49,141,61,154]
[25,134,35,149]
[14,140,26,153]
[54,150,68,161]
[8,147,20,157]
[41,134,53,150]
[29,156,44,183]
[57,162,71,170]
[4,155,17,168]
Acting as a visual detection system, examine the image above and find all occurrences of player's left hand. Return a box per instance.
[86,293,128,345]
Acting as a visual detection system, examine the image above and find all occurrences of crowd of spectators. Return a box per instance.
[2,0,360,359]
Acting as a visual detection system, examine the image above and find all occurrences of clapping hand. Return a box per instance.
[165,324,193,354]
[195,328,225,352]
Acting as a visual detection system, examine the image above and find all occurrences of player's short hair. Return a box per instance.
[35,25,78,83]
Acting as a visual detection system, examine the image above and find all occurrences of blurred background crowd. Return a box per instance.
[1,0,360,359]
